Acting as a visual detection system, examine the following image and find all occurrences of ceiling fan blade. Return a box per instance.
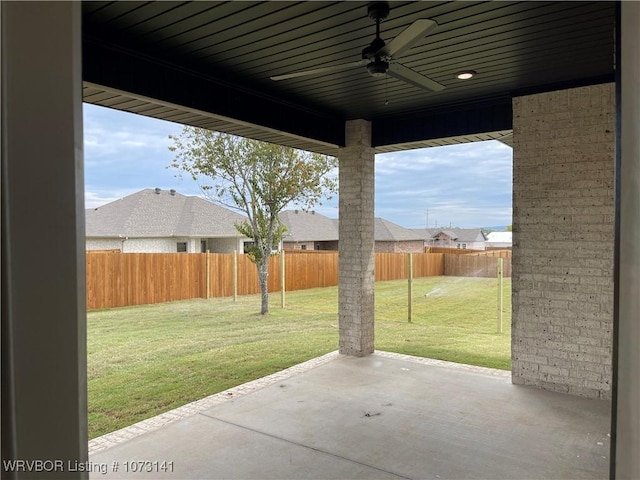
[270,60,365,81]
[378,19,438,59]
[387,63,445,92]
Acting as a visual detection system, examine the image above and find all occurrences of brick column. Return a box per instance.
[338,120,375,356]
[512,84,615,399]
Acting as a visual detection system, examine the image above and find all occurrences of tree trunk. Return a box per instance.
[257,258,269,315]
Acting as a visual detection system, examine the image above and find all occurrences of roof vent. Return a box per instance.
[170,189,176,196]
[154,187,161,194]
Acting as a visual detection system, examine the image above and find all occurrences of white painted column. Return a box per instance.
[338,120,375,356]
[1,2,88,477]
[614,2,640,478]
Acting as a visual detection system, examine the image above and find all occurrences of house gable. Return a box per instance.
[428,228,488,250]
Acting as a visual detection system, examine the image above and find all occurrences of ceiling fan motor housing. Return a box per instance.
[367,59,389,77]
[362,37,386,60]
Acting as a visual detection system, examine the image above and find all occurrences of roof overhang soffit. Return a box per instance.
[83,39,513,153]
[83,39,345,149]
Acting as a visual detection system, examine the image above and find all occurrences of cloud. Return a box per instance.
[83,104,180,164]
[83,105,513,227]
[84,189,138,209]
[375,141,513,228]
[83,104,202,207]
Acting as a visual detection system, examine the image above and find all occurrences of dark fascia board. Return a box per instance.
[510,74,615,99]
[372,100,513,148]
[82,38,345,148]
[373,72,615,149]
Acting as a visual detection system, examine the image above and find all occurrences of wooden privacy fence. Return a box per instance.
[426,247,480,254]
[425,247,512,258]
[87,251,443,310]
[375,252,444,281]
[86,250,508,310]
[87,252,205,308]
[465,249,512,258]
[444,253,512,278]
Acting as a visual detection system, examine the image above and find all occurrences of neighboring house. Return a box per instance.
[486,231,513,249]
[426,228,488,250]
[279,210,339,251]
[86,188,249,253]
[410,228,438,245]
[374,218,426,253]
[280,210,425,253]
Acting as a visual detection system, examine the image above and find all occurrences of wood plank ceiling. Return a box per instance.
[82,1,615,155]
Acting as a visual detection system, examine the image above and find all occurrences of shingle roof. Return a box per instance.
[280,211,423,243]
[88,193,429,243]
[86,188,247,238]
[375,218,425,242]
[409,228,439,240]
[279,210,339,242]
[432,228,487,243]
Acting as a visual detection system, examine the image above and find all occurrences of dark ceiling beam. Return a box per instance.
[82,38,345,148]
[372,100,513,149]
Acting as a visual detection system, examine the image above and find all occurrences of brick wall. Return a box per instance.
[375,241,424,253]
[512,84,615,399]
[283,242,315,251]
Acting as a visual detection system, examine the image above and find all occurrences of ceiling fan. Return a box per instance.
[270,1,445,93]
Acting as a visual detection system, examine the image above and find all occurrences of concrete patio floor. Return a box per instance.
[89,351,611,479]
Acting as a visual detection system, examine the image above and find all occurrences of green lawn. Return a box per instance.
[88,276,511,439]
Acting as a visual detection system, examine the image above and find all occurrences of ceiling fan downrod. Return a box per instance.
[363,2,390,76]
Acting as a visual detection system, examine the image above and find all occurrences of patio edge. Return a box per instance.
[88,351,510,455]
[88,351,340,455]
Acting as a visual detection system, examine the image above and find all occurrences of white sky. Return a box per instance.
[83,103,513,229]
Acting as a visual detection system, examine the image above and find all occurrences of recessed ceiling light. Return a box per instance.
[456,71,476,80]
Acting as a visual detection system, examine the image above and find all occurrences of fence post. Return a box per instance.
[205,250,210,299]
[233,250,238,302]
[408,252,413,323]
[280,249,286,309]
[497,257,504,333]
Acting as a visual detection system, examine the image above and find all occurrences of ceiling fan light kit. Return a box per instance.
[270,1,446,93]
[367,60,389,77]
